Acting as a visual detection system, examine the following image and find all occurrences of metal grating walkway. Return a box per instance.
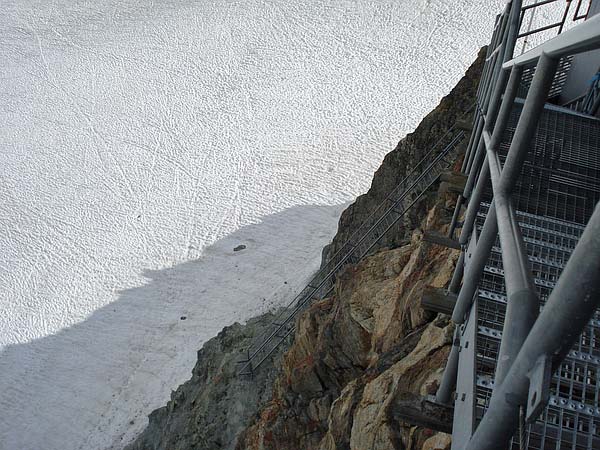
[466,105,600,449]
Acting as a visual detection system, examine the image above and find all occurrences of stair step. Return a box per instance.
[478,202,585,239]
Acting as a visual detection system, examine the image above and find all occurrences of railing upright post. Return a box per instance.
[448,251,465,294]
[435,328,461,404]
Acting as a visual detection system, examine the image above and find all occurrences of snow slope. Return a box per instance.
[0,1,504,449]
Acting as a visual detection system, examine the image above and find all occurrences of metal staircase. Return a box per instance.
[469,101,600,447]
[237,125,468,376]
[436,1,600,449]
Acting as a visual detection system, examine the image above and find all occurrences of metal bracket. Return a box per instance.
[526,354,552,423]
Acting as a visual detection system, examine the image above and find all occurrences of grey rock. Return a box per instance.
[125,310,285,450]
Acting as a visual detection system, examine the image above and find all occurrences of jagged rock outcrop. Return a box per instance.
[236,192,460,450]
[127,48,486,450]
[125,312,285,450]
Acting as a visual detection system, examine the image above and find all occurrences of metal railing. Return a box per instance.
[237,124,469,376]
[518,0,592,54]
[437,3,600,449]
[449,0,592,243]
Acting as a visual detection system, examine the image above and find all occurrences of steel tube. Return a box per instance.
[435,328,461,404]
[480,4,513,114]
[461,113,483,173]
[452,203,497,324]
[464,201,600,450]
[463,120,485,180]
[501,0,522,68]
[462,135,486,202]
[458,159,490,247]
[447,195,464,239]
[448,251,465,294]
[482,68,509,132]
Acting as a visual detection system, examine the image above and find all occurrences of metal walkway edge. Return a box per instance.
[237,125,469,376]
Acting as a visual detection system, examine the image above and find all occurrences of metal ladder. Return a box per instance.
[237,125,468,376]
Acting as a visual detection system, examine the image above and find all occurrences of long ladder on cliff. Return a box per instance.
[237,122,469,377]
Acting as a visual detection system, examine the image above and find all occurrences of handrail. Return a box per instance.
[237,108,473,366]
[504,13,600,68]
[237,128,467,376]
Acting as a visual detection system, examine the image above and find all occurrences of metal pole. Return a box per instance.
[452,203,497,324]
[479,11,511,114]
[503,0,522,65]
[435,328,461,404]
[447,196,464,240]
[458,160,490,247]
[463,118,485,176]
[464,201,600,450]
[448,251,465,294]
[492,55,559,385]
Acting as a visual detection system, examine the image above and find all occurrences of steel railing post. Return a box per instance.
[435,328,461,404]
[447,251,465,294]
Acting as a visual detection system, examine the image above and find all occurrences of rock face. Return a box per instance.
[236,195,460,450]
[125,312,285,450]
[126,49,485,450]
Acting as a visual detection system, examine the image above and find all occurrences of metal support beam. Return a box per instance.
[458,160,490,247]
[448,251,465,294]
[423,230,461,250]
[452,203,497,324]
[451,66,523,324]
[420,286,457,315]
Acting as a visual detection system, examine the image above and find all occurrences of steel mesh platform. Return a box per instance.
[468,104,600,449]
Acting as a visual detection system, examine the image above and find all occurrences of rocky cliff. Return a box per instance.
[235,186,460,450]
[125,311,286,450]
[126,48,485,450]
